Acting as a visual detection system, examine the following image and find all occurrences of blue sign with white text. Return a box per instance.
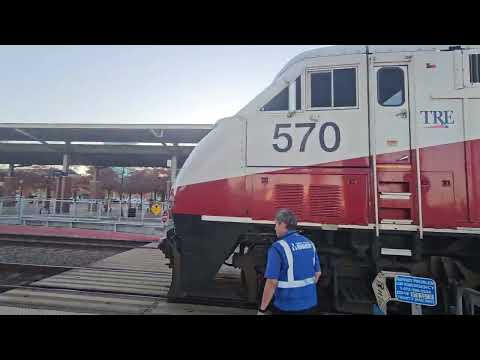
[394,275,437,306]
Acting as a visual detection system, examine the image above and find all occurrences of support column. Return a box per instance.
[170,155,177,186]
[43,176,53,214]
[166,154,177,202]
[55,151,72,214]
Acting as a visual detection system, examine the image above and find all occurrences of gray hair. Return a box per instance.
[275,209,297,230]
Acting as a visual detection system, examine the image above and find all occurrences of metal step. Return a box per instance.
[380,219,413,225]
[379,192,412,200]
[381,248,412,256]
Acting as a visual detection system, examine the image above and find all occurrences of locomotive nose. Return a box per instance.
[172,116,244,195]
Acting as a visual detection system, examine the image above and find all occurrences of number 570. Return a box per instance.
[272,122,341,153]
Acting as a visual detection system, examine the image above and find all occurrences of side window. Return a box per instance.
[261,76,302,112]
[333,68,356,107]
[469,54,480,83]
[308,67,357,109]
[311,72,332,108]
[377,67,405,107]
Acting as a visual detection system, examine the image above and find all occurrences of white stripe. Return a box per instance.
[200,216,480,235]
[311,241,317,266]
[278,240,294,282]
[201,215,374,229]
[201,215,253,223]
[278,277,316,288]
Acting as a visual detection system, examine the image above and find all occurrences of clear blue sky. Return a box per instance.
[0,45,330,125]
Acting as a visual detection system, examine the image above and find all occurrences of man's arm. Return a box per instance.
[259,279,278,312]
[258,246,281,315]
[314,250,321,284]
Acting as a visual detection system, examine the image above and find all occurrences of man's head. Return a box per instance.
[274,209,297,238]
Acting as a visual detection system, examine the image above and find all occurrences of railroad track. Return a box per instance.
[0,261,171,297]
[0,239,340,314]
[0,259,172,314]
[0,261,342,314]
[0,261,255,308]
[0,234,152,249]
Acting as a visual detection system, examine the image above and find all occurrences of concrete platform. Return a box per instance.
[147,302,255,315]
[0,224,162,243]
[0,305,93,315]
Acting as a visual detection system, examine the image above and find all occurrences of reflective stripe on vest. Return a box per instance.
[311,241,317,267]
[277,239,316,289]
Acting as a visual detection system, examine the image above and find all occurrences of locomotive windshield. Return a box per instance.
[260,76,302,112]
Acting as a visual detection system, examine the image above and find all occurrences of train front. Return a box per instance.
[161,116,251,301]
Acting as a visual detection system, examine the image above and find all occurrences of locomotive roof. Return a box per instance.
[274,45,467,81]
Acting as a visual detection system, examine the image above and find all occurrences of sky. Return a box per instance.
[0,45,331,125]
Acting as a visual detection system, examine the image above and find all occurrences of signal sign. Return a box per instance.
[151,203,162,216]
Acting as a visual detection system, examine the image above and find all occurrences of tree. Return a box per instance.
[71,174,92,198]
[94,168,121,200]
[150,168,168,201]
[122,167,169,207]
[124,169,151,207]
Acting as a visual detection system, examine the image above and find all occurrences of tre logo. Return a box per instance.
[420,110,454,128]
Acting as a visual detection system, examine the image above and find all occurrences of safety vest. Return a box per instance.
[274,232,317,289]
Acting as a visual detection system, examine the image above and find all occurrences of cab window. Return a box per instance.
[307,67,357,109]
[377,67,405,107]
[470,53,480,83]
[261,86,289,111]
[311,72,332,108]
[333,68,357,107]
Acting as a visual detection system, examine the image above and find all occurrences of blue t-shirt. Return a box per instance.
[265,230,321,311]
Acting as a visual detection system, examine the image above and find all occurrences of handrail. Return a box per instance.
[367,49,380,238]
[456,287,480,315]
[0,196,171,225]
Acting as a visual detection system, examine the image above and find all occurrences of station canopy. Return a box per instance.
[0,123,213,168]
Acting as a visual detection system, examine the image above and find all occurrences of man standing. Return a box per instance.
[257,209,321,315]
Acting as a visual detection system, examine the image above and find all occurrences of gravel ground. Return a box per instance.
[0,242,131,294]
[0,243,128,267]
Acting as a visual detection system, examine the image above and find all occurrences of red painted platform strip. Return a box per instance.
[0,225,161,242]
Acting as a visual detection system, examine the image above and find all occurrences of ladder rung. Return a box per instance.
[379,192,411,200]
[381,248,412,256]
[380,219,413,225]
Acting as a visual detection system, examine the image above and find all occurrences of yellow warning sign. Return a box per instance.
[151,203,162,216]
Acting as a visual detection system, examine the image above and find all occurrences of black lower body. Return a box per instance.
[161,214,480,314]
[162,214,250,302]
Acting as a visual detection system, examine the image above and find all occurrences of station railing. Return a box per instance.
[0,196,172,225]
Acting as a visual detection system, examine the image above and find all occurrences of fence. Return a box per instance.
[0,196,171,225]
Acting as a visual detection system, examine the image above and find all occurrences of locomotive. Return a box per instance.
[163,45,480,314]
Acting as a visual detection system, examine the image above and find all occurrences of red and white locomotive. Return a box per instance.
[164,45,480,313]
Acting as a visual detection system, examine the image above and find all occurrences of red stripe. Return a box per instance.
[173,139,480,229]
